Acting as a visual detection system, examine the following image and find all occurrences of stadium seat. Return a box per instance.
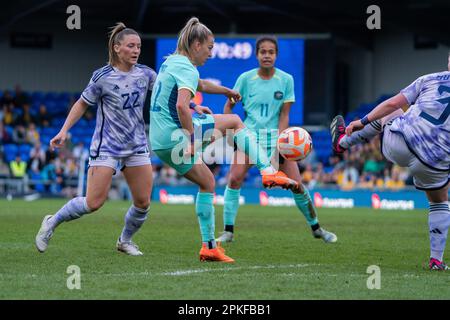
[31,91,44,103]
[73,92,81,100]
[51,117,66,128]
[40,135,52,146]
[19,144,32,155]
[20,152,30,162]
[3,144,19,162]
[44,92,58,101]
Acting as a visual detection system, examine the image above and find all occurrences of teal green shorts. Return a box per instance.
[153,113,215,175]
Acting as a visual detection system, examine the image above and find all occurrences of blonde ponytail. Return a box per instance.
[176,17,212,55]
[108,22,139,65]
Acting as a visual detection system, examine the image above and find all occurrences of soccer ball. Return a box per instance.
[277,127,313,161]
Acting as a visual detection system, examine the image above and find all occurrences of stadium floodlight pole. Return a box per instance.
[77,152,88,197]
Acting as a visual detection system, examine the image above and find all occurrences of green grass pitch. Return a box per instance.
[0,199,448,299]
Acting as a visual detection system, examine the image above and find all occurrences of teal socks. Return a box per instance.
[195,192,215,245]
[223,186,241,228]
[293,188,319,226]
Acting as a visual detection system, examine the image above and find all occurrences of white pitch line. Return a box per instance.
[161,263,313,276]
[87,263,315,278]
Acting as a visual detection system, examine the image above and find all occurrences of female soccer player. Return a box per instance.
[217,36,337,244]
[36,23,156,256]
[331,53,450,270]
[150,18,296,263]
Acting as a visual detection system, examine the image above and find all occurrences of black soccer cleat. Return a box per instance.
[330,115,346,154]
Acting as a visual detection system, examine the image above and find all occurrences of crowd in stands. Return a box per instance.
[0,85,413,197]
[0,86,90,197]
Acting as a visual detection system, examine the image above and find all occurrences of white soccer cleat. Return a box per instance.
[215,231,234,243]
[35,215,54,253]
[313,228,337,243]
[116,238,143,256]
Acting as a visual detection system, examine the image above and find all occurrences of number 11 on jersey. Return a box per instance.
[260,103,269,117]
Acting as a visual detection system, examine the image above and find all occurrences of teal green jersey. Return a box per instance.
[234,68,295,146]
[235,68,295,130]
[149,54,199,150]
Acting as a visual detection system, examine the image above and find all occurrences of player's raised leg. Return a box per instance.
[35,166,114,253]
[213,114,297,189]
[280,159,337,243]
[184,160,235,263]
[426,185,450,270]
[117,163,153,256]
[216,150,252,243]
[331,109,405,154]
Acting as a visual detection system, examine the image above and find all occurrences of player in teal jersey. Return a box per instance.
[150,18,297,263]
[217,36,337,244]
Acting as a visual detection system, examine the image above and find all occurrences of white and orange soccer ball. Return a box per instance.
[277,127,313,161]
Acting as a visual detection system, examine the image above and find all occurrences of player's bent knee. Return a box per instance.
[232,115,244,129]
[134,199,150,210]
[426,187,449,203]
[229,175,244,189]
[86,199,105,212]
[200,177,215,193]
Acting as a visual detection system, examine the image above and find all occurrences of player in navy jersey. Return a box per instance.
[36,23,156,256]
[330,53,450,270]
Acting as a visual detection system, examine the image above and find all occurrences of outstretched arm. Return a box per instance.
[346,93,409,135]
[198,79,241,103]
[50,98,89,149]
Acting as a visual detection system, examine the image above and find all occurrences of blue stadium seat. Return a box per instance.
[40,135,52,146]
[41,127,58,136]
[44,92,58,101]
[31,91,44,103]
[20,152,30,162]
[83,137,91,147]
[19,144,32,155]
[4,144,19,162]
[57,92,71,102]
[51,117,66,128]
[45,101,58,115]
[71,136,81,144]
[77,118,89,127]
[4,143,18,154]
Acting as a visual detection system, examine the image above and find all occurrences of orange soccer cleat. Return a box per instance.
[199,243,235,263]
[262,170,299,190]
